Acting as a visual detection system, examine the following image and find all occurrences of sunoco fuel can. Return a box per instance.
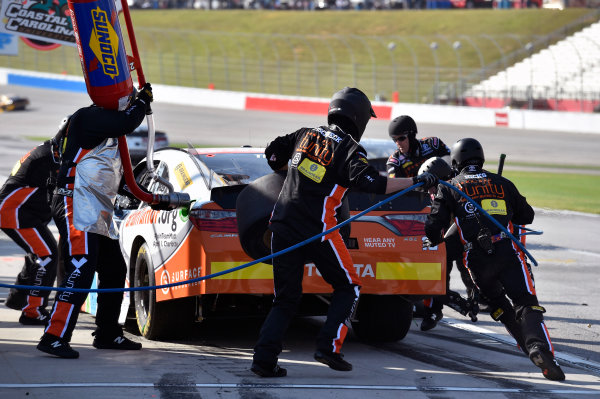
[68,0,134,110]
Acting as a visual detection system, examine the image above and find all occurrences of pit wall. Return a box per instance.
[1,67,598,134]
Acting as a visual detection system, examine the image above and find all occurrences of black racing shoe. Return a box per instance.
[92,331,142,350]
[529,344,566,381]
[19,309,50,326]
[314,350,352,371]
[420,311,443,331]
[37,333,79,359]
[4,292,27,311]
[250,362,287,378]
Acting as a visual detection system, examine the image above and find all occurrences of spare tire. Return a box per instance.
[236,170,351,261]
[236,171,286,262]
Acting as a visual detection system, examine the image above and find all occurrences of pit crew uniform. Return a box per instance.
[387,137,450,178]
[39,98,149,356]
[425,164,554,357]
[253,125,388,372]
[0,140,59,324]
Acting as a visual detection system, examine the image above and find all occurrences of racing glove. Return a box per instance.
[136,83,153,114]
[412,171,438,191]
[265,141,289,171]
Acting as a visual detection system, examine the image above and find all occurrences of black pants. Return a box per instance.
[2,225,58,314]
[45,194,127,340]
[465,241,552,352]
[253,231,361,368]
[423,229,475,314]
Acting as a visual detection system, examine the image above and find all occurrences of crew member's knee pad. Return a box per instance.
[516,304,546,322]
[488,296,515,322]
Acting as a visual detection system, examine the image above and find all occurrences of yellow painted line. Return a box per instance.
[376,262,441,280]
[211,262,273,280]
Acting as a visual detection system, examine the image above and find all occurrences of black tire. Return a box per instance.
[352,294,413,342]
[236,170,351,261]
[133,243,194,339]
[236,171,286,261]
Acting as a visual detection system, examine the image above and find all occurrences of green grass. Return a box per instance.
[2,9,598,101]
[503,170,600,214]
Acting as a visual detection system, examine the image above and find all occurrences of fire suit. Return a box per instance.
[0,140,59,318]
[45,102,146,342]
[387,137,450,178]
[425,164,554,354]
[253,125,388,369]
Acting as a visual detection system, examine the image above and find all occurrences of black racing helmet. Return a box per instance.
[451,138,485,170]
[418,157,452,181]
[327,87,376,141]
[388,115,417,139]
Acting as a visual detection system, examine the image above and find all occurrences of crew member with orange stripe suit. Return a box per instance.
[424,138,565,381]
[251,87,439,378]
[0,119,67,325]
[36,83,153,359]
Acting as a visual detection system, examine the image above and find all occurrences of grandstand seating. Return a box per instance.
[465,21,600,112]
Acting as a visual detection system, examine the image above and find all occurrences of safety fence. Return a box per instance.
[1,11,599,109]
[0,181,536,295]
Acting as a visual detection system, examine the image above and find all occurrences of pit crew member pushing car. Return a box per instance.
[424,138,565,381]
[0,119,67,325]
[251,87,438,377]
[417,157,479,331]
[36,84,153,359]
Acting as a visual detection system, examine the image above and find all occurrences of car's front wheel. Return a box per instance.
[133,243,194,339]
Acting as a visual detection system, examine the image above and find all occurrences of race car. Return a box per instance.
[105,145,447,342]
[0,94,29,112]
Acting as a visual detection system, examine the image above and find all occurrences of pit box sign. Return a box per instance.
[0,0,76,50]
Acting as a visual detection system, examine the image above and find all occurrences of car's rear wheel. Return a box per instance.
[352,294,413,342]
[133,243,194,339]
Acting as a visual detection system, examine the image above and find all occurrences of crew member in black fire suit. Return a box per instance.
[0,118,67,324]
[36,83,153,359]
[251,87,439,378]
[386,115,451,178]
[424,138,565,381]
[418,157,479,331]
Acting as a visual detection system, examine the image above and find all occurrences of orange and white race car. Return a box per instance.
[103,145,447,342]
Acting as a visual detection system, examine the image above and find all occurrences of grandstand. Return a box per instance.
[464,21,600,112]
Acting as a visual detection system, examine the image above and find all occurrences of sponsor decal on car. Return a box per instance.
[174,162,193,190]
[363,237,396,248]
[125,208,179,231]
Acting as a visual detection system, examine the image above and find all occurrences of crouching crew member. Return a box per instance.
[0,120,67,324]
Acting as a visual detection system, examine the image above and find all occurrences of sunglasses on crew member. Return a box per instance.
[393,135,408,142]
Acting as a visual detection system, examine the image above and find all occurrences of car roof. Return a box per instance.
[190,147,265,155]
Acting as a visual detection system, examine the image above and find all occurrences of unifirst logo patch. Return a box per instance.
[298,158,325,183]
[89,7,119,79]
[481,199,507,215]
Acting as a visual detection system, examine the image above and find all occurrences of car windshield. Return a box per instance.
[195,152,273,186]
